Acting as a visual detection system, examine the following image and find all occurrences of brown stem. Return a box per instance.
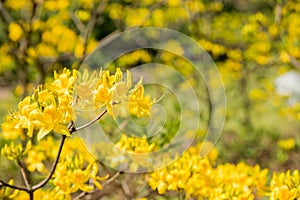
[0,180,28,191]
[31,134,66,191]
[0,1,13,23]
[29,191,33,200]
[102,171,121,187]
[17,159,30,189]
[74,109,107,132]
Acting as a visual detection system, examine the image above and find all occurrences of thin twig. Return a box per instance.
[120,177,132,198]
[74,109,107,132]
[0,1,13,23]
[17,159,30,189]
[0,180,28,191]
[70,12,86,34]
[32,108,108,190]
[31,134,67,191]
[102,171,121,187]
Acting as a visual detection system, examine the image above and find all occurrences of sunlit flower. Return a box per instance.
[270,170,300,200]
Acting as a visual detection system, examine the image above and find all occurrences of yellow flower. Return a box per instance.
[37,104,71,141]
[92,68,153,119]
[116,134,156,153]
[1,141,31,161]
[0,179,19,199]
[277,138,296,151]
[270,170,300,200]
[8,23,23,42]
[76,10,91,22]
[129,83,153,117]
[273,186,298,200]
[52,155,108,195]
[26,150,46,173]
[94,84,111,105]
[17,96,39,137]
[52,68,76,95]
[1,114,24,140]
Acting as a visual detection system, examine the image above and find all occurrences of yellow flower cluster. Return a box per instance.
[0,135,108,199]
[76,68,153,118]
[270,170,300,200]
[148,143,268,199]
[12,68,75,141]
[1,141,31,161]
[1,114,24,140]
[98,134,157,172]
[51,155,108,198]
[0,67,153,198]
[1,68,152,142]
[115,134,156,153]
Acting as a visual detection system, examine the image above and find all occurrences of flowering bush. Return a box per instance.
[0,68,153,199]
[0,69,300,200]
[1,0,300,199]
[0,68,300,199]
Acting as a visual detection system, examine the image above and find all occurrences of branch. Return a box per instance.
[74,109,107,132]
[0,1,13,23]
[70,12,85,35]
[32,134,66,191]
[102,171,121,187]
[32,109,107,191]
[0,180,28,191]
[17,159,30,189]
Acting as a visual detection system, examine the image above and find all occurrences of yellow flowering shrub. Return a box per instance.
[148,143,268,199]
[1,0,300,199]
[0,67,153,199]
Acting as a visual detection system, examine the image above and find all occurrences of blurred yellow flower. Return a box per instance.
[8,23,23,42]
[249,88,267,101]
[277,138,296,151]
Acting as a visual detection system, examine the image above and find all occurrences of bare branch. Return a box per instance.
[0,180,28,192]
[32,134,67,191]
[74,109,107,132]
[70,12,86,35]
[102,171,121,187]
[32,108,108,191]
[0,1,13,23]
[17,159,31,189]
